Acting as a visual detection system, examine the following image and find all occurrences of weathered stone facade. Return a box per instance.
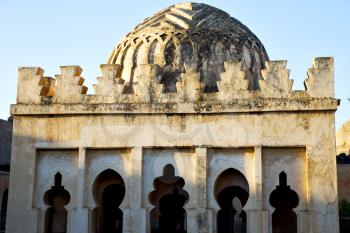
[7,3,339,233]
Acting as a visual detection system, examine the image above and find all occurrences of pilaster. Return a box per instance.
[69,147,88,233]
[129,147,147,233]
[249,146,268,233]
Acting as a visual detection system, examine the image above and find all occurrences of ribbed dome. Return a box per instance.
[108,2,269,93]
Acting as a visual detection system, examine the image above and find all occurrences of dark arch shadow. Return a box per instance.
[0,189,8,232]
[43,172,70,233]
[149,164,189,233]
[92,169,125,233]
[269,171,299,233]
[214,168,249,233]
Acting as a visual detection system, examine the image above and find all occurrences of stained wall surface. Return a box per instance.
[6,110,339,233]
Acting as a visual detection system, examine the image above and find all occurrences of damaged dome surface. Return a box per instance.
[108,2,269,93]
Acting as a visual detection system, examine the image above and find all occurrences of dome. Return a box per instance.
[108,2,269,93]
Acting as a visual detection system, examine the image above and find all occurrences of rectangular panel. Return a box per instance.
[262,147,307,211]
[142,148,195,208]
[34,149,78,209]
[84,149,131,208]
[207,148,254,210]
[262,147,307,233]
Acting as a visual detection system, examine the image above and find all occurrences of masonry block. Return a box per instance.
[304,57,334,97]
[55,66,87,103]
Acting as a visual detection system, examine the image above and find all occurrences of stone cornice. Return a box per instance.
[10,97,338,116]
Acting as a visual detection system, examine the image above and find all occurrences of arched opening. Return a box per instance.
[44,172,70,233]
[92,169,125,233]
[149,164,189,233]
[0,189,8,233]
[214,168,249,233]
[269,171,299,233]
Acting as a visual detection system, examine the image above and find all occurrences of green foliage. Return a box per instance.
[339,199,350,233]
[339,199,350,217]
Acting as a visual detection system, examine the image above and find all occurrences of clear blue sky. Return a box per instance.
[0,0,349,130]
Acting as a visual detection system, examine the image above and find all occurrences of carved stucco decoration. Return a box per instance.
[108,2,269,93]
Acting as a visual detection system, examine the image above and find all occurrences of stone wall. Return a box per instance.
[6,111,339,233]
[0,118,12,167]
[0,118,11,233]
[338,164,350,202]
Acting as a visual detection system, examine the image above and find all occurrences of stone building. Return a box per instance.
[336,120,350,156]
[0,118,11,233]
[7,2,339,233]
[336,120,350,202]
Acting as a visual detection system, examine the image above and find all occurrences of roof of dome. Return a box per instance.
[108,2,269,93]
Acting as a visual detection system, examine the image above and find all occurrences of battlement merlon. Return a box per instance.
[259,60,293,97]
[17,67,55,104]
[93,64,124,97]
[55,66,88,103]
[304,57,334,98]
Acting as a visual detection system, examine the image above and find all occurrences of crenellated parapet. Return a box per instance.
[14,57,335,108]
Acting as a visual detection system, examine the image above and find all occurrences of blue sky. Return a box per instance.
[0,0,349,130]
